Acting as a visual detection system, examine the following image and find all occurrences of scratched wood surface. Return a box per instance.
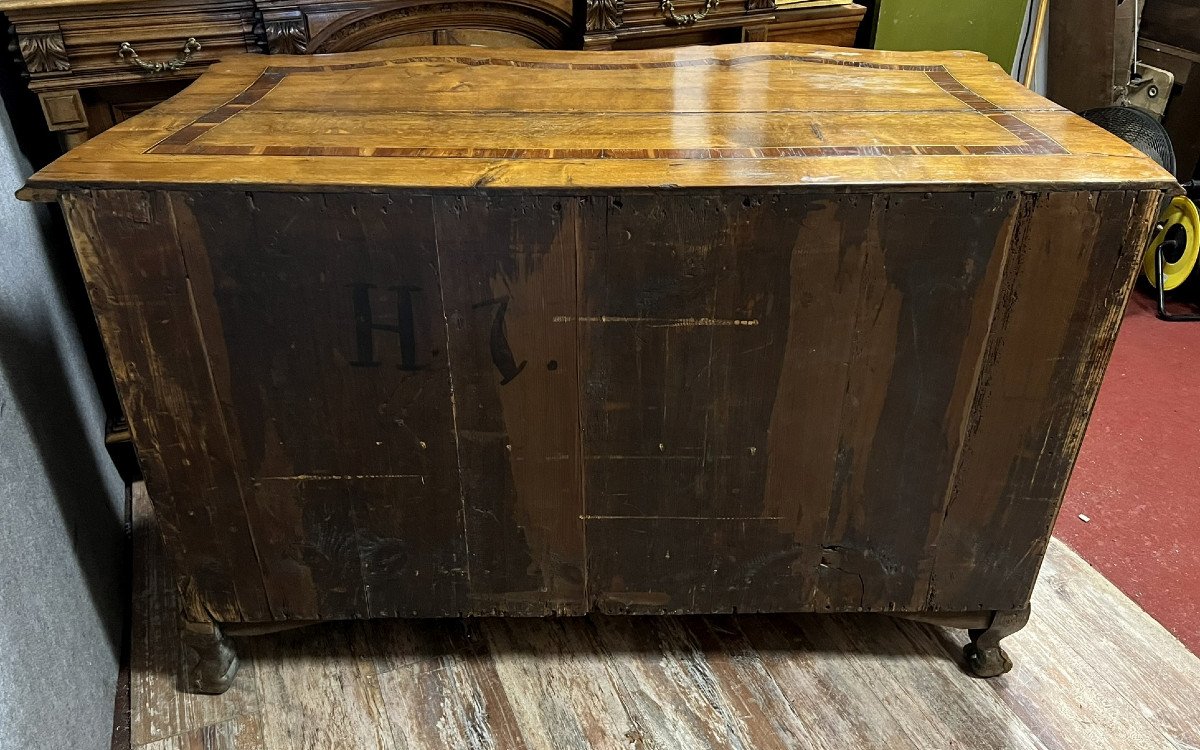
[58,183,1164,624]
[126,483,1200,750]
[21,43,1176,195]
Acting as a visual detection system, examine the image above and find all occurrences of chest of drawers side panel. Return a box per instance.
[927,188,1166,612]
[59,189,273,622]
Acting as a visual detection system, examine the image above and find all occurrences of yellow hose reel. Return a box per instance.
[1145,195,1200,291]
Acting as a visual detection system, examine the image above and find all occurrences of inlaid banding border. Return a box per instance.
[148,52,1069,159]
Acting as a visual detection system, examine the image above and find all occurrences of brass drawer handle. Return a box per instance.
[661,0,720,24]
[117,38,202,73]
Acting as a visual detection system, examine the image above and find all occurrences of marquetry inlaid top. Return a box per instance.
[22,43,1177,194]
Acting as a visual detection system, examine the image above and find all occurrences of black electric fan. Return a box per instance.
[1083,106,1199,321]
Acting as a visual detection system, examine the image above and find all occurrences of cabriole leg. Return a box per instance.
[964,605,1031,677]
[180,617,239,694]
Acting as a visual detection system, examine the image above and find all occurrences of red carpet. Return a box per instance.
[1056,288,1200,653]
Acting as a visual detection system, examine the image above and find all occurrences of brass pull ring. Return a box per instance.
[117,38,202,74]
[660,0,720,24]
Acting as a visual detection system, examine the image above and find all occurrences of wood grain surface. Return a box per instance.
[60,184,1165,624]
[127,484,1200,750]
[22,43,1176,194]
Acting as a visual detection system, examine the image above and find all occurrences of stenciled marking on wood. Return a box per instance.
[474,296,528,385]
[145,52,1068,160]
[348,283,425,370]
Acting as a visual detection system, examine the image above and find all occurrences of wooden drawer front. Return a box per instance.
[765,9,864,46]
[25,3,260,87]
[591,2,865,48]
[618,0,774,32]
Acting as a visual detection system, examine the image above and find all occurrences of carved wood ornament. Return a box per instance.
[19,31,69,73]
[746,0,775,10]
[586,0,624,31]
[309,1,571,53]
[265,19,309,54]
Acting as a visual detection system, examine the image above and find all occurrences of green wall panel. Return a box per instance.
[874,0,1029,74]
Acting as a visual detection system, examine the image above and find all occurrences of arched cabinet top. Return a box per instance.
[306,0,574,53]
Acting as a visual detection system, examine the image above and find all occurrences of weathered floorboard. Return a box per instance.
[136,716,265,750]
[481,618,635,748]
[250,626,396,750]
[128,483,1200,750]
[374,620,528,750]
[129,485,262,747]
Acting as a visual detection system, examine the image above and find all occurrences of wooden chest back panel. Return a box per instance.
[60,185,1161,621]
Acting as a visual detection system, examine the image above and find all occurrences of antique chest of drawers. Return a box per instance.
[20,43,1174,693]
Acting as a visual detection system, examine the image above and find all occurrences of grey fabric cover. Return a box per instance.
[0,108,126,750]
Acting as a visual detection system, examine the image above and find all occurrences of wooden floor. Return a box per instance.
[127,486,1200,750]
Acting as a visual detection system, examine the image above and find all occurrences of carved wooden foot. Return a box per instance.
[963,605,1030,678]
[180,618,239,694]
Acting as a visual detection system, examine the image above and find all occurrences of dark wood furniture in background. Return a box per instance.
[2,0,865,148]
[1046,0,1141,114]
[580,0,865,50]
[20,42,1174,694]
[1139,0,1200,181]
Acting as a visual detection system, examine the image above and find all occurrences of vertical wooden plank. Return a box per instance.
[581,192,820,612]
[1047,0,1119,111]
[578,193,798,521]
[929,190,1163,612]
[760,194,874,604]
[129,484,262,747]
[432,194,585,615]
[170,191,469,620]
[813,191,1018,613]
[61,190,270,622]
